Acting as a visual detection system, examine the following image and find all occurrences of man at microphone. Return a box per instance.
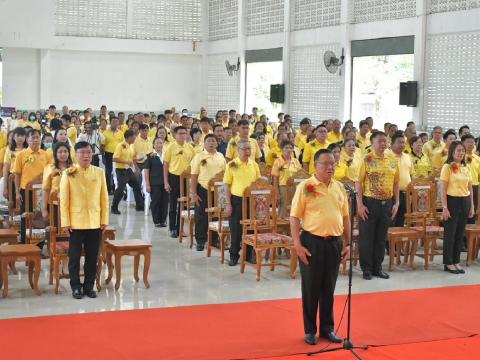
[290,149,351,345]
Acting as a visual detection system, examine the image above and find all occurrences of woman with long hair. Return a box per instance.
[339,138,361,181]
[409,136,432,178]
[48,128,75,164]
[3,127,28,198]
[440,141,474,274]
[42,142,73,275]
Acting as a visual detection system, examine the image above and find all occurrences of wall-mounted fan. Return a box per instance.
[226,57,240,76]
[324,49,345,74]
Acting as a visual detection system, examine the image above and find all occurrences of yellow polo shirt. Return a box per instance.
[191,142,204,156]
[295,132,308,151]
[422,140,445,170]
[12,148,49,189]
[302,139,330,175]
[113,141,135,169]
[103,129,125,153]
[395,152,413,191]
[466,153,480,186]
[271,156,302,186]
[223,158,260,197]
[266,146,283,167]
[290,176,349,237]
[4,148,20,166]
[226,138,261,161]
[440,163,471,197]
[133,136,153,164]
[410,153,432,179]
[42,164,63,195]
[66,125,77,144]
[191,150,226,190]
[358,152,399,200]
[164,141,194,176]
[327,131,343,144]
[0,133,8,149]
[19,120,42,130]
[334,161,349,181]
[356,133,371,154]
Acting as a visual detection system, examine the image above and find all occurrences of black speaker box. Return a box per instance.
[270,84,285,104]
[399,81,417,107]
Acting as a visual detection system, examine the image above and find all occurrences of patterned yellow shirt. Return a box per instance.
[358,152,399,200]
[271,156,302,186]
[410,153,432,179]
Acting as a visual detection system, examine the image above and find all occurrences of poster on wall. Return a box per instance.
[1,107,16,117]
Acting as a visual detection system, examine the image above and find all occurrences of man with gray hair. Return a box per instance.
[223,140,260,266]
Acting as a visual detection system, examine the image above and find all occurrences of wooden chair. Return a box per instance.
[48,193,105,293]
[7,173,21,230]
[239,178,297,281]
[24,178,47,246]
[0,244,41,298]
[387,227,420,271]
[205,172,230,264]
[284,168,310,217]
[466,189,480,266]
[405,178,443,270]
[178,167,195,247]
[104,239,152,291]
[258,163,272,183]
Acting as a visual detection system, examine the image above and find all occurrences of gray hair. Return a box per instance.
[238,139,251,150]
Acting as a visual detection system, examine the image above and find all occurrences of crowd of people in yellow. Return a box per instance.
[0,104,476,298]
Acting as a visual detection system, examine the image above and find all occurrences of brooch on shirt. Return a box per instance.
[26,155,35,164]
[201,159,208,167]
[304,184,320,197]
[229,161,238,169]
[467,155,473,163]
[176,150,184,156]
[450,163,460,174]
[67,166,77,177]
[122,144,127,149]
[346,159,353,167]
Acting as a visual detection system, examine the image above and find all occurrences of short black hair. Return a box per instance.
[359,120,369,129]
[370,131,387,141]
[237,119,249,127]
[461,134,475,142]
[49,105,56,110]
[61,114,71,122]
[124,130,135,139]
[314,124,327,132]
[327,143,340,151]
[300,118,311,126]
[204,133,217,142]
[213,124,224,132]
[200,117,209,123]
[74,141,91,151]
[406,121,415,128]
[139,124,149,131]
[181,115,188,121]
[190,127,201,138]
[27,129,41,138]
[459,125,470,134]
[173,126,187,134]
[443,129,456,140]
[391,130,405,144]
[313,148,332,162]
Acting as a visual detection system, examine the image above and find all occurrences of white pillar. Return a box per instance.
[338,0,353,121]
[413,0,428,130]
[282,0,291,114]
[238,0,246,113]
[200,0,209,108]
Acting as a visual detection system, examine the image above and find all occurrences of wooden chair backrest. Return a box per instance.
[258,163,272,182]
[285,168,310,214]
[206,171,226,211]
[242,178,276,233]
[179,166,192,211]
[24,175,44,214]
[406,178,437,226]
[7,173,20,215]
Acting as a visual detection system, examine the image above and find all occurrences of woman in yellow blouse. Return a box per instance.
[2,127,28,199]
[328,143,347,181]
[42,142,73,275]
[156,126,172,148]
[433,130,456,170]
[190,128,204,155]
[340,138,361,181]
[49,129,76,164]
[271,140,302,218]
[440,141,474,274]
[0,131,12,180]
[409,136,432,178]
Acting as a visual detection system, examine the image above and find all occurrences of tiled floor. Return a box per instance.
[1,202,480,319]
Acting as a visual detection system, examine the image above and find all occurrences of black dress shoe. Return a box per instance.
[373,270,390,279]
[111,208,121,215]
[154,223,161,227]
[456,268,466,274]
[159,222,167,228]
[84,290,97,298]
[363,271,372,280]
[304,333,318,345]
[196,244,205,251]
[72,289,83,299]
[136,207,145,212]
[170,230,178,238]
[444,265,459,274]
[228,258,239,266]
[320,331,342,343]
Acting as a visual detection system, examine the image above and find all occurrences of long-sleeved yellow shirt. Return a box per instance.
[60,165,109,229]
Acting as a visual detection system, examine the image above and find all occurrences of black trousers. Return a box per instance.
[104,152,114,193]
[359,197,392,273]
[228,195,253,260]
[168,173,181,232]
[467,185,478,224]
[194,185,209,246]
[392,191,406,227]
[299,231,342,335]
[112,168,144,210]
[150,185,168,225]
[444,196,470,265]
[68,229,101,291]
[92,154,100,167]
[20,189,33,244]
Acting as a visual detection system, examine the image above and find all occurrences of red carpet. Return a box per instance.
[1,285,480,360]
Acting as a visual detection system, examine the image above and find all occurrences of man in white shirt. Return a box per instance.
[77,122,105,167]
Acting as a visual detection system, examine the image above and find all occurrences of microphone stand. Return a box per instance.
[307,187,368,359]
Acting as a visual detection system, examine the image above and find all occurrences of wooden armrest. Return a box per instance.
[405,212,428,219]
[178,196,188,202]
[205,207,219,213]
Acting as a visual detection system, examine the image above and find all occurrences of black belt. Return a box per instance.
[303,231,340,241]
[364,196,392,205]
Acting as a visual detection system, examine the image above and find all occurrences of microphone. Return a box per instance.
[343,183,356,194]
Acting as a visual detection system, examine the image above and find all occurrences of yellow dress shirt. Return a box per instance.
[410,153,432,179]
[103,129,125,153]
[394,152,413,191]
[271,156,302,186]
[440,163,471,197]
[422,140,445,170]
[466,153,480,186]
[133,136,153,164]
[59,165,109,229]
[223,158,260,197]
[302,139,330,174]
[113,141,135,170]
[356,133,371,154]
[226,138,261,161]
[164,141,195,176]
[358,152,399,200]
[327,131,343,144]
[266,146,283,167]
[12,148,49,189]
[290,176,349,237]
[334,161,349,181]
[191,150,226,190]
[42,164,63,195]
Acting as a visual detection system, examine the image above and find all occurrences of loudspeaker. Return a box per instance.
[399,81,417,107]
[270,84,285,104]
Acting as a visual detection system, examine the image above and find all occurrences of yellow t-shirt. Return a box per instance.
[327,131,343,144]
[410,153,432,179]
[290,176,349,237]
[113,141,135,170]
[271,156,302,186]
[164,141,195,176]
[395,152,413,191]
[12,148,49,189]
[294,132,308,151]
[133,136,153,164]
[191,150,226,190]
[42,164,63,195]
[302,139,330,175]
[266,146,283,167]
[226,138,261,161]
[103,129,125,154]
[356,133,371,155]
[358,152,400,200]
[422,140,445,170]
[466,153,480,186]
[440,163,471,197]
[223,158,260,197]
